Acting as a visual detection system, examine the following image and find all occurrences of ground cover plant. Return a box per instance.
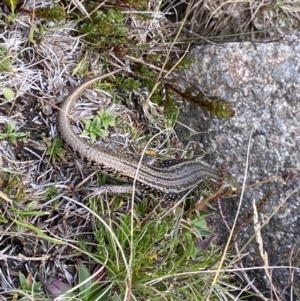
[1,0,300,300]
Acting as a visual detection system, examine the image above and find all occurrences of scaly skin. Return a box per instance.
[57,70,239,200]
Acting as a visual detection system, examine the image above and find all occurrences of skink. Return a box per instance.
[57,71,238,200]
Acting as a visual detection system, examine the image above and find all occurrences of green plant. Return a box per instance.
[3,0,18,14]
[0,86,15,100]
[79,8,129,49]
[0,123,28,145]
[18,272,43,299]
[82,199,226,300]
[82,109,117,142]
[76,260,110,301]
[3,174,24,201]
[35,4,66,21]
[0,45,12,72]
[44,136,64,163]
[165,84,235,119]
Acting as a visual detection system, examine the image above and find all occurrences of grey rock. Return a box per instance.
[179,34,300,300]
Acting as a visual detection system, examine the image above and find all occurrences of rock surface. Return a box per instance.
[179,34,300,300]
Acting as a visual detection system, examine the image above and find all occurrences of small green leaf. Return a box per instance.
[13,220,63,244]
[19,272,28,290]
[8,135,16,145]
[82,129,90,136]
[28,23,36,44]
[191,214,213,236]
[114,13,125,22]
[82,117,92,129]
[77,261,107,301]
[25,200,39,209]
[12,131,27,138]
[6,122,15,133]
[0,215,8,223]
[2,87,15,100]
[90,132,97,143]
[32,281,43,293]
[12,210,50,217]
[97,128,108,139]
[91,116,101,129]
[78,261,97,300]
